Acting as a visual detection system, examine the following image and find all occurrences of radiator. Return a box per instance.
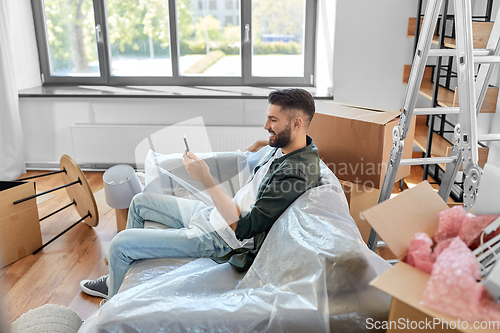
[71,124,268,167]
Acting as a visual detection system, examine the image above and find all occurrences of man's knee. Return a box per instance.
[129,192,145,210]
[108,230,134,263]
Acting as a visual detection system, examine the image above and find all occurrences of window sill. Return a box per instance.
[18,85,334,100]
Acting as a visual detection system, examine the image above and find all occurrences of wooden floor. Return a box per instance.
[0,170,115,324]
[0,162,457,325]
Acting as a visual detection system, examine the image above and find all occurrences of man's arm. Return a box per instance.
[182,151,240,231]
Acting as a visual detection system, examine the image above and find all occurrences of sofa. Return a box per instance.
[78,148,391,332]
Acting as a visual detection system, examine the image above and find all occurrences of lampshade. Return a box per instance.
[103,164,142,209]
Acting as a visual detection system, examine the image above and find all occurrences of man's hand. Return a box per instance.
[182,150,240,230]
[182,150,215,188]
[245,140,268,152]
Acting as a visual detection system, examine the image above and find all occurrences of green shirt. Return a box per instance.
[213,136,321,272]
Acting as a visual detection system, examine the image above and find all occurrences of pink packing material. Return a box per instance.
[434,206,466,243]
[422,237,500,322]
[405,232,434,274]
[459,213,500,246]
[407,208,500,274]
[430,238,453,262]
[434,206,499,247]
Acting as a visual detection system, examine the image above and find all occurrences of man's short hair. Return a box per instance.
[268,88,315,126]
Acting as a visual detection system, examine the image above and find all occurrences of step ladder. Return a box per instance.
[367,0,500,252]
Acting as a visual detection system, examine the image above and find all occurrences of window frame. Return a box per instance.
[31,0,317,86]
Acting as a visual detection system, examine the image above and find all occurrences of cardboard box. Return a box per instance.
[339,179,380,244]
[0,181,42,268]
[308,101,415,189]
[362,181,499,332]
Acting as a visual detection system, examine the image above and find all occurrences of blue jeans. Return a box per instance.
[107,193,232,297]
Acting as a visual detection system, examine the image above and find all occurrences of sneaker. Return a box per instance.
[80,275,109,299]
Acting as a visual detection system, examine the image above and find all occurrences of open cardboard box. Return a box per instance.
[308,101,415,189]
[362,181,498,332]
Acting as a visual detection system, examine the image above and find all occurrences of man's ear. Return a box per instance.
[293,116,303,129]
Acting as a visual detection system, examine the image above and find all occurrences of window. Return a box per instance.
[35,0,101,78]
[107,0,172,77]
[31,0,316,86]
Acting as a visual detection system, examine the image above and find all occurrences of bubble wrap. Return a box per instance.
[408,207,500,274]
[434,206,499,248]
[405,232,434,274]
[430,238,453,262]
[422,237,500,322]
[434,206,466,243]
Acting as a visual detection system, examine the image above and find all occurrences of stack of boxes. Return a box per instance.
[308,101,416,243]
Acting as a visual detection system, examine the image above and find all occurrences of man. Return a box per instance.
[80,88,321,299]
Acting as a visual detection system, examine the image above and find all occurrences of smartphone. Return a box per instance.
[183,135,190,152]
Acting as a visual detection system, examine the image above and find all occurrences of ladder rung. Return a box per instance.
[400,156,458,166]
[428,49,491,57]
[474,56,500,64]
[478,134,500,141]
[413,107,460,115]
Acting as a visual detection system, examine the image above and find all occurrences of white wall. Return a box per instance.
[19,97,271,166]
[332,0,415,111]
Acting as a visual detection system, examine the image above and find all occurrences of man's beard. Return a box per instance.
[269,123,292,148]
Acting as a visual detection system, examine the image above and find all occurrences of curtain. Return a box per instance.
[0,0,26,180]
